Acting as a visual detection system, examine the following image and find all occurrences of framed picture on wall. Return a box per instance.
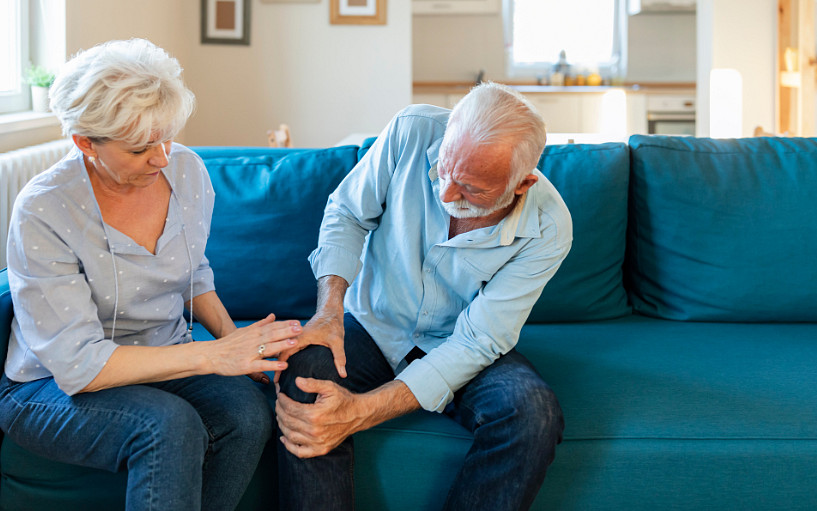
[330,0,386,25]
[201,0,251,45]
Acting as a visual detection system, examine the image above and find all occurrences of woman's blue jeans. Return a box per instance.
[277,313,565,511]
[0,372,273,511]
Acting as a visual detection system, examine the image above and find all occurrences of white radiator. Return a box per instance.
[0,139,74,267]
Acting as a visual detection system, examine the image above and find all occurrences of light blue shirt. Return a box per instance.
[309,105,573,412]
[5,144,215,395]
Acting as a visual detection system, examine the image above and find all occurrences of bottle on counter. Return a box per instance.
[550,50,570,86]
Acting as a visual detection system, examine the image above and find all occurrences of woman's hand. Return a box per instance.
[198,313,302,378]
[274,311,346,382]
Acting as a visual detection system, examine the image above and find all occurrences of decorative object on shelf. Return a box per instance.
[267,124,293,147]
[260,0,318,3]
[201,0,251,45]
[23,65,55,113]
[330,0,386,25]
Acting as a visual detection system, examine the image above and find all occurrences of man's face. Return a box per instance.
[437,138,517,219]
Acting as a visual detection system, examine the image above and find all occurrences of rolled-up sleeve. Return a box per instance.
[7,207,117,396]
[396,235,572,412]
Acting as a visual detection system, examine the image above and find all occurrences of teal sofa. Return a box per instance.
[1,135,816,510]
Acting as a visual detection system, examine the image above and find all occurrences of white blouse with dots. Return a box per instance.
[4,143,215,395]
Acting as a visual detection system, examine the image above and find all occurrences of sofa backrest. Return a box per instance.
[626,135,817,322]
[528,143,631,322]
[197,139,633,323]
[198,145,359,320]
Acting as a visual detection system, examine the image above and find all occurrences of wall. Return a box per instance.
[696,0,776,137]
[412,9,697,83]
[59,0,412,148]
[182,1,411,147]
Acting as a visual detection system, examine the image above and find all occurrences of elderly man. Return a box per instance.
[275,82,572,511]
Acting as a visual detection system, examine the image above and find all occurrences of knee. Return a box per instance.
[526,382,564,444]
[278,345,342,404]
[226,384,274,447]
[132,399,209,459]
[498,379,565,447]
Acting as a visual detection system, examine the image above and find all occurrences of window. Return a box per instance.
[504,0,627,81]
[0,0,30,114]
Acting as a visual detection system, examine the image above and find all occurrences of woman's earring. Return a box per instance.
[88,156,96,163]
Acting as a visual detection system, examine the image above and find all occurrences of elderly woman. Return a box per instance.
[0,39,294,510]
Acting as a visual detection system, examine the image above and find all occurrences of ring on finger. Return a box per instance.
[258,344,266,356]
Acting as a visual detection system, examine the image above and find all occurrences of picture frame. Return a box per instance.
[330,0,386,25]
[201,0,251,45]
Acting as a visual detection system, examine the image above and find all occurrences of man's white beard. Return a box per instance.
[441,184,517,219]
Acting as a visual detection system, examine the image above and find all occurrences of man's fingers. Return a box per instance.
[329,344,348,378]
[280,435,321,459]
[294,376,335,395]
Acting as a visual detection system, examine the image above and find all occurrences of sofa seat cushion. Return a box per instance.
[518,314,817,441]
[627,135,817,322]
[519,314,817,509]
[196,146,359,320]
[529,143,631,322]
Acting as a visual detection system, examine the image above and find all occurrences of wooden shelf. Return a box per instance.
[776,0,816,136]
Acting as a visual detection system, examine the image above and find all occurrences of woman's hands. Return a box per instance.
[197,313,302,379]
[274,312,346,382]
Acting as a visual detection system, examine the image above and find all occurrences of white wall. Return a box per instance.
[62,0,411,148]
[182,1,412,147]
[696,0,776,137]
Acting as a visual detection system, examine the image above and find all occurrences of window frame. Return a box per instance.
[502,0,628,81]
[0,0,31,114]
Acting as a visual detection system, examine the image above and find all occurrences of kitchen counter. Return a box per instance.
[412,81,697,136]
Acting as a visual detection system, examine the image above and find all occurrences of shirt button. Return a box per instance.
[413,333,420,338]
[425,268,432,274]
[422,310,429,316]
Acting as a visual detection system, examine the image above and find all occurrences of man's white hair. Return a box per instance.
[50,38,195,147]
[441,81,547,184]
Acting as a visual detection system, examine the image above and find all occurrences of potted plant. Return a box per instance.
[24,65,55,113]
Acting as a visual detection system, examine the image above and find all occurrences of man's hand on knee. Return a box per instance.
[276,377,363,458]
[274,313,347,383]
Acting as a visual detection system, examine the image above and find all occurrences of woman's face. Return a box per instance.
[89,139,173,190]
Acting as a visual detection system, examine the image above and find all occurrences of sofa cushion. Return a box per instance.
[528,143,631,322]
[519,316,817,509]
[198,146,358,319]
[627,135,817,322]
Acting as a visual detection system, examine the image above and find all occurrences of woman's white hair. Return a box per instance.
[441,81,546,184]
[50,38,195,147]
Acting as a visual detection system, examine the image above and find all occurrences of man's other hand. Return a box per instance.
[276,377,363,458]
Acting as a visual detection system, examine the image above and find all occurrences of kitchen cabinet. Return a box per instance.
[412,84,695,137]
[628,0,695,15]
[412,0,500,15]
[411,91,606,134]
[527,94,583,133]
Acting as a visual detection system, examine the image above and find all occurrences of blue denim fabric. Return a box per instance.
[277,313,564,511]
[0,373,273,511]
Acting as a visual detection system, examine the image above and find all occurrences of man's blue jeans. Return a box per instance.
[0,372,273,511]
[277,313,564,511]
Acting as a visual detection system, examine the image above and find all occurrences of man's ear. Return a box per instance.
[514,173,539,195]
[72,134,95,158]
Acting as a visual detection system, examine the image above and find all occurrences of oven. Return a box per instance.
[646,94,696,136]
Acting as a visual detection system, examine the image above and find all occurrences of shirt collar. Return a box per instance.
[428,163,541,246]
